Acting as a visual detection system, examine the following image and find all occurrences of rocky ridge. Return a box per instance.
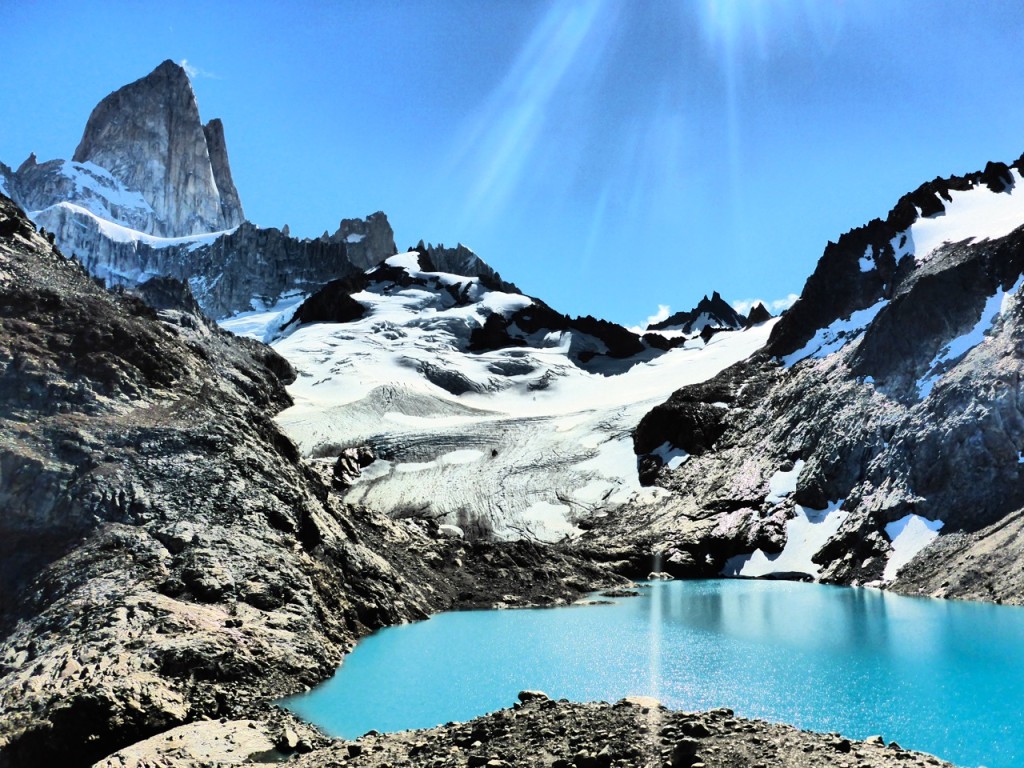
[0,194,621,767]
[586,155,1024,603]
[648,291,754,335]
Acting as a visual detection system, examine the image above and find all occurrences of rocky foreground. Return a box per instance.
[98,693,953,768]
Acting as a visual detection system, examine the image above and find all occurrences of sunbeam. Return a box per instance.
[448,1,618,229]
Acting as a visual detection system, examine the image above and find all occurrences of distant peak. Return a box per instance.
[69,61,243,236]
[648,290,746,333]
[16,153,38,174]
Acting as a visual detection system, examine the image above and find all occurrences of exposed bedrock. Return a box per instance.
[71,59,243,235]
[4,61,398,321]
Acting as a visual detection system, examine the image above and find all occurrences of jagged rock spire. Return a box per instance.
[72,59,244,236]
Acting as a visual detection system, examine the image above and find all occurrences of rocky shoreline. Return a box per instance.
[98,692,954,768]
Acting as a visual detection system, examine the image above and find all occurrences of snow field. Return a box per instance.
[223,254,778,540]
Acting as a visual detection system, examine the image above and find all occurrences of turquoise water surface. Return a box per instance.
[284,580,1024,768]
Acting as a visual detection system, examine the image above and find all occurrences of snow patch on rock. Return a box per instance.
[859,245,875,272]
[883,514,943,580]
[652,441,689,470]
[916,274,1024,399]
[782,299,888,367]
[219,290,308,343]
[722,500,847,579]
[910,168,1024,263]
[766,460,805,504]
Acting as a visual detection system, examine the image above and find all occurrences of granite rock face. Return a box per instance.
[71,59,243,236]
[184,218,394,319]
[201,118,244,231]
[586,155,1024,604]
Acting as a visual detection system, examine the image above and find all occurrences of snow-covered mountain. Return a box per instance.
[2,61,769,545]
[586,153,1024,603]
[13,59,1024,602]
[222,246,771,540]
[0,61,395,317]
[6,60,241,240]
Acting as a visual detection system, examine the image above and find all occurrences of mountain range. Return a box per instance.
[2,60,1023,766]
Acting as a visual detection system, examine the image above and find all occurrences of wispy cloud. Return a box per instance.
[179,59,220,80]
[628,304,672,334]
[732,293,798,316]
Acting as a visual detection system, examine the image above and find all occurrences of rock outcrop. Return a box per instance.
[587,154,1024,604]
[744,301,772,327]
[325,213,398,271]
[185,218,394,319]
[0,194,620,767]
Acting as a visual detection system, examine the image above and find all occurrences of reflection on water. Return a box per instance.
[284,580,1024,768]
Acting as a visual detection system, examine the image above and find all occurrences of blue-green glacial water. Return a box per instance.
[284,580,1024,768]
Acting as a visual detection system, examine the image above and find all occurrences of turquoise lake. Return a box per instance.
[284,580,1024,768]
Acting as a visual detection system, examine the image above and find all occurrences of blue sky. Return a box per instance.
[4,1,1024,326]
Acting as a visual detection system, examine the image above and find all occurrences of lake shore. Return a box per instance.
[97,692,955,768]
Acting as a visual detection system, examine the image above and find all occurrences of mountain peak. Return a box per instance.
[648,291,746,334]
[153,58,188,77]
[69,61,243,236]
